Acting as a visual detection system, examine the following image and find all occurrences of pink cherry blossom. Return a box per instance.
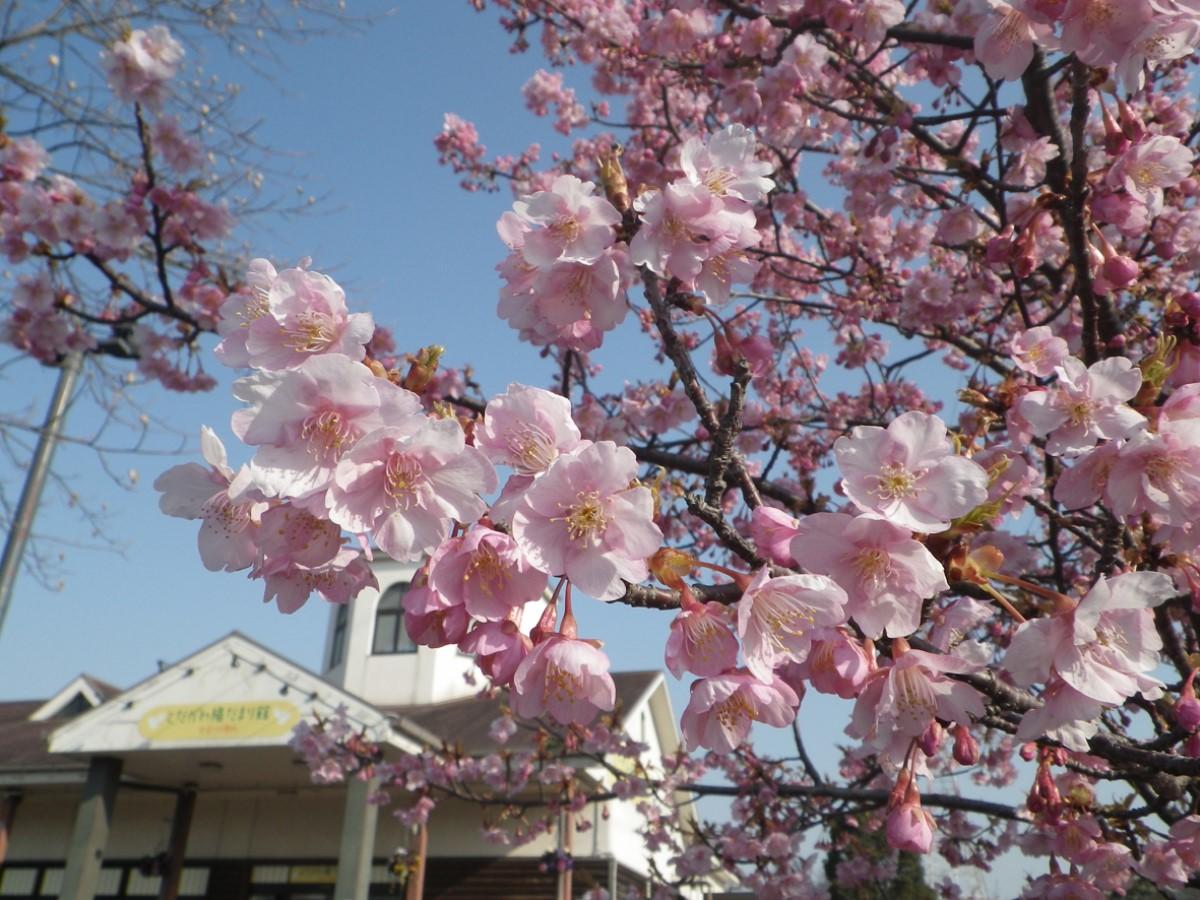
[974,1,1051,81]
[680,669,799,753]
[460,619,532,685]
[498,247,629,351]
[848,643,985,764]
[630,182,757,283]
[403,576,470,648]
[261,546,376,615]
[510,635,616,726]
[241,262,375,370]
[678,124,774,205]
[1004,571,1173,721]
[232,356,423,503]
[1017,357,1145,456]
[1108,135,1193,218]
[737,567,848,681]
[478,382,582,475]
[326,418,497,562]
[1117,15,1200,93]
[429,524,547,621]
[153,426,264,572]
[1009,325,1069,377]
[1053,441,1120,510]
[747,505,800,567]
[834,411,989,533]
[1107,424,1200,526]
[101,26,184,107]
[790,512,949,639]
[1059,0,1154,68]
[664,592,739,679]
[512,174,620,269]
[790,627,874,699]
[886,785,934,854]
[214,258,276,368]
[511,441,662,601]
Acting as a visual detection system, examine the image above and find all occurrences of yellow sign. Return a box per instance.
[137,701,300,741]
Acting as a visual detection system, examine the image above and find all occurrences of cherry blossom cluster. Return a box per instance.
[154,0,1200,893]
[1,26,236,392]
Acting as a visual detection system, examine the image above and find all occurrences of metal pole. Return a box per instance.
[0,352,82,637]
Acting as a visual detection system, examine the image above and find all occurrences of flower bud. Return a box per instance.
[886,784,934,854]
[919,721,944,757]
[1176,670,1200,734]
[952,724,980,766]
[1101,253,1139,289]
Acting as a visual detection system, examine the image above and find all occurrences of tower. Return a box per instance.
[319,556,479,706]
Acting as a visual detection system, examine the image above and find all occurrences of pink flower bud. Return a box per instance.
[1101,254,1139,288]
[919,721,944,757]
[1177,695,1200,733]
[886,785,934,854]
[1176,671,1200,734]
[952,724,980,766]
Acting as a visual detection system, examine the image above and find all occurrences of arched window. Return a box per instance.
[328,605,349,669]
[372,583,416,655]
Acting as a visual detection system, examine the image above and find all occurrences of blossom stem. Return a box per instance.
[978,581,1028,625]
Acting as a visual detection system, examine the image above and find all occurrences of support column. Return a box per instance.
[60,756,123,900]
[333,777,378,900]
[157,786,196,900]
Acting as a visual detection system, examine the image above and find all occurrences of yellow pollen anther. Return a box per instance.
[543,663,582,704]
[283,311,337,353]
[714,692,756,730]
[465,544,508,596]
[385,453,423,505]
[562,491,607,543]
[873,463,919,501]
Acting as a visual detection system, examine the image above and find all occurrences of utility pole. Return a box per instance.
[0,352,83,638]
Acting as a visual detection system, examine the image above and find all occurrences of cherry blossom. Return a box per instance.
[428,524,547,621]
[737,568,848,680]
[680,669,799,753]
[511,441,661,601]
[101,26,184,107]
[1017,357,1146,456]
[510,634,616,726]
[834,411,989,533]
[153,427,264,572]
[325,418,497,562]
[790,512,949,639]
[232,356,423,504]
[511,174,620,269]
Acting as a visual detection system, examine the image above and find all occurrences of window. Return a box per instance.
[328,605,348,669]
[372,584,416,655]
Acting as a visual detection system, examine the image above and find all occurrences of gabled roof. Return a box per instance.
[49,631,419,758]
[29,674,121,721]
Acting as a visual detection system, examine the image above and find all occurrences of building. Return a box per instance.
[0,560,688,899]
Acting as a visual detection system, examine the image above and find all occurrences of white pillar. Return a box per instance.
[60,756,122,900]
[333,777,378,900]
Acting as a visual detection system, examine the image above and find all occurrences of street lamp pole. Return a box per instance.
[0,352,83,638]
